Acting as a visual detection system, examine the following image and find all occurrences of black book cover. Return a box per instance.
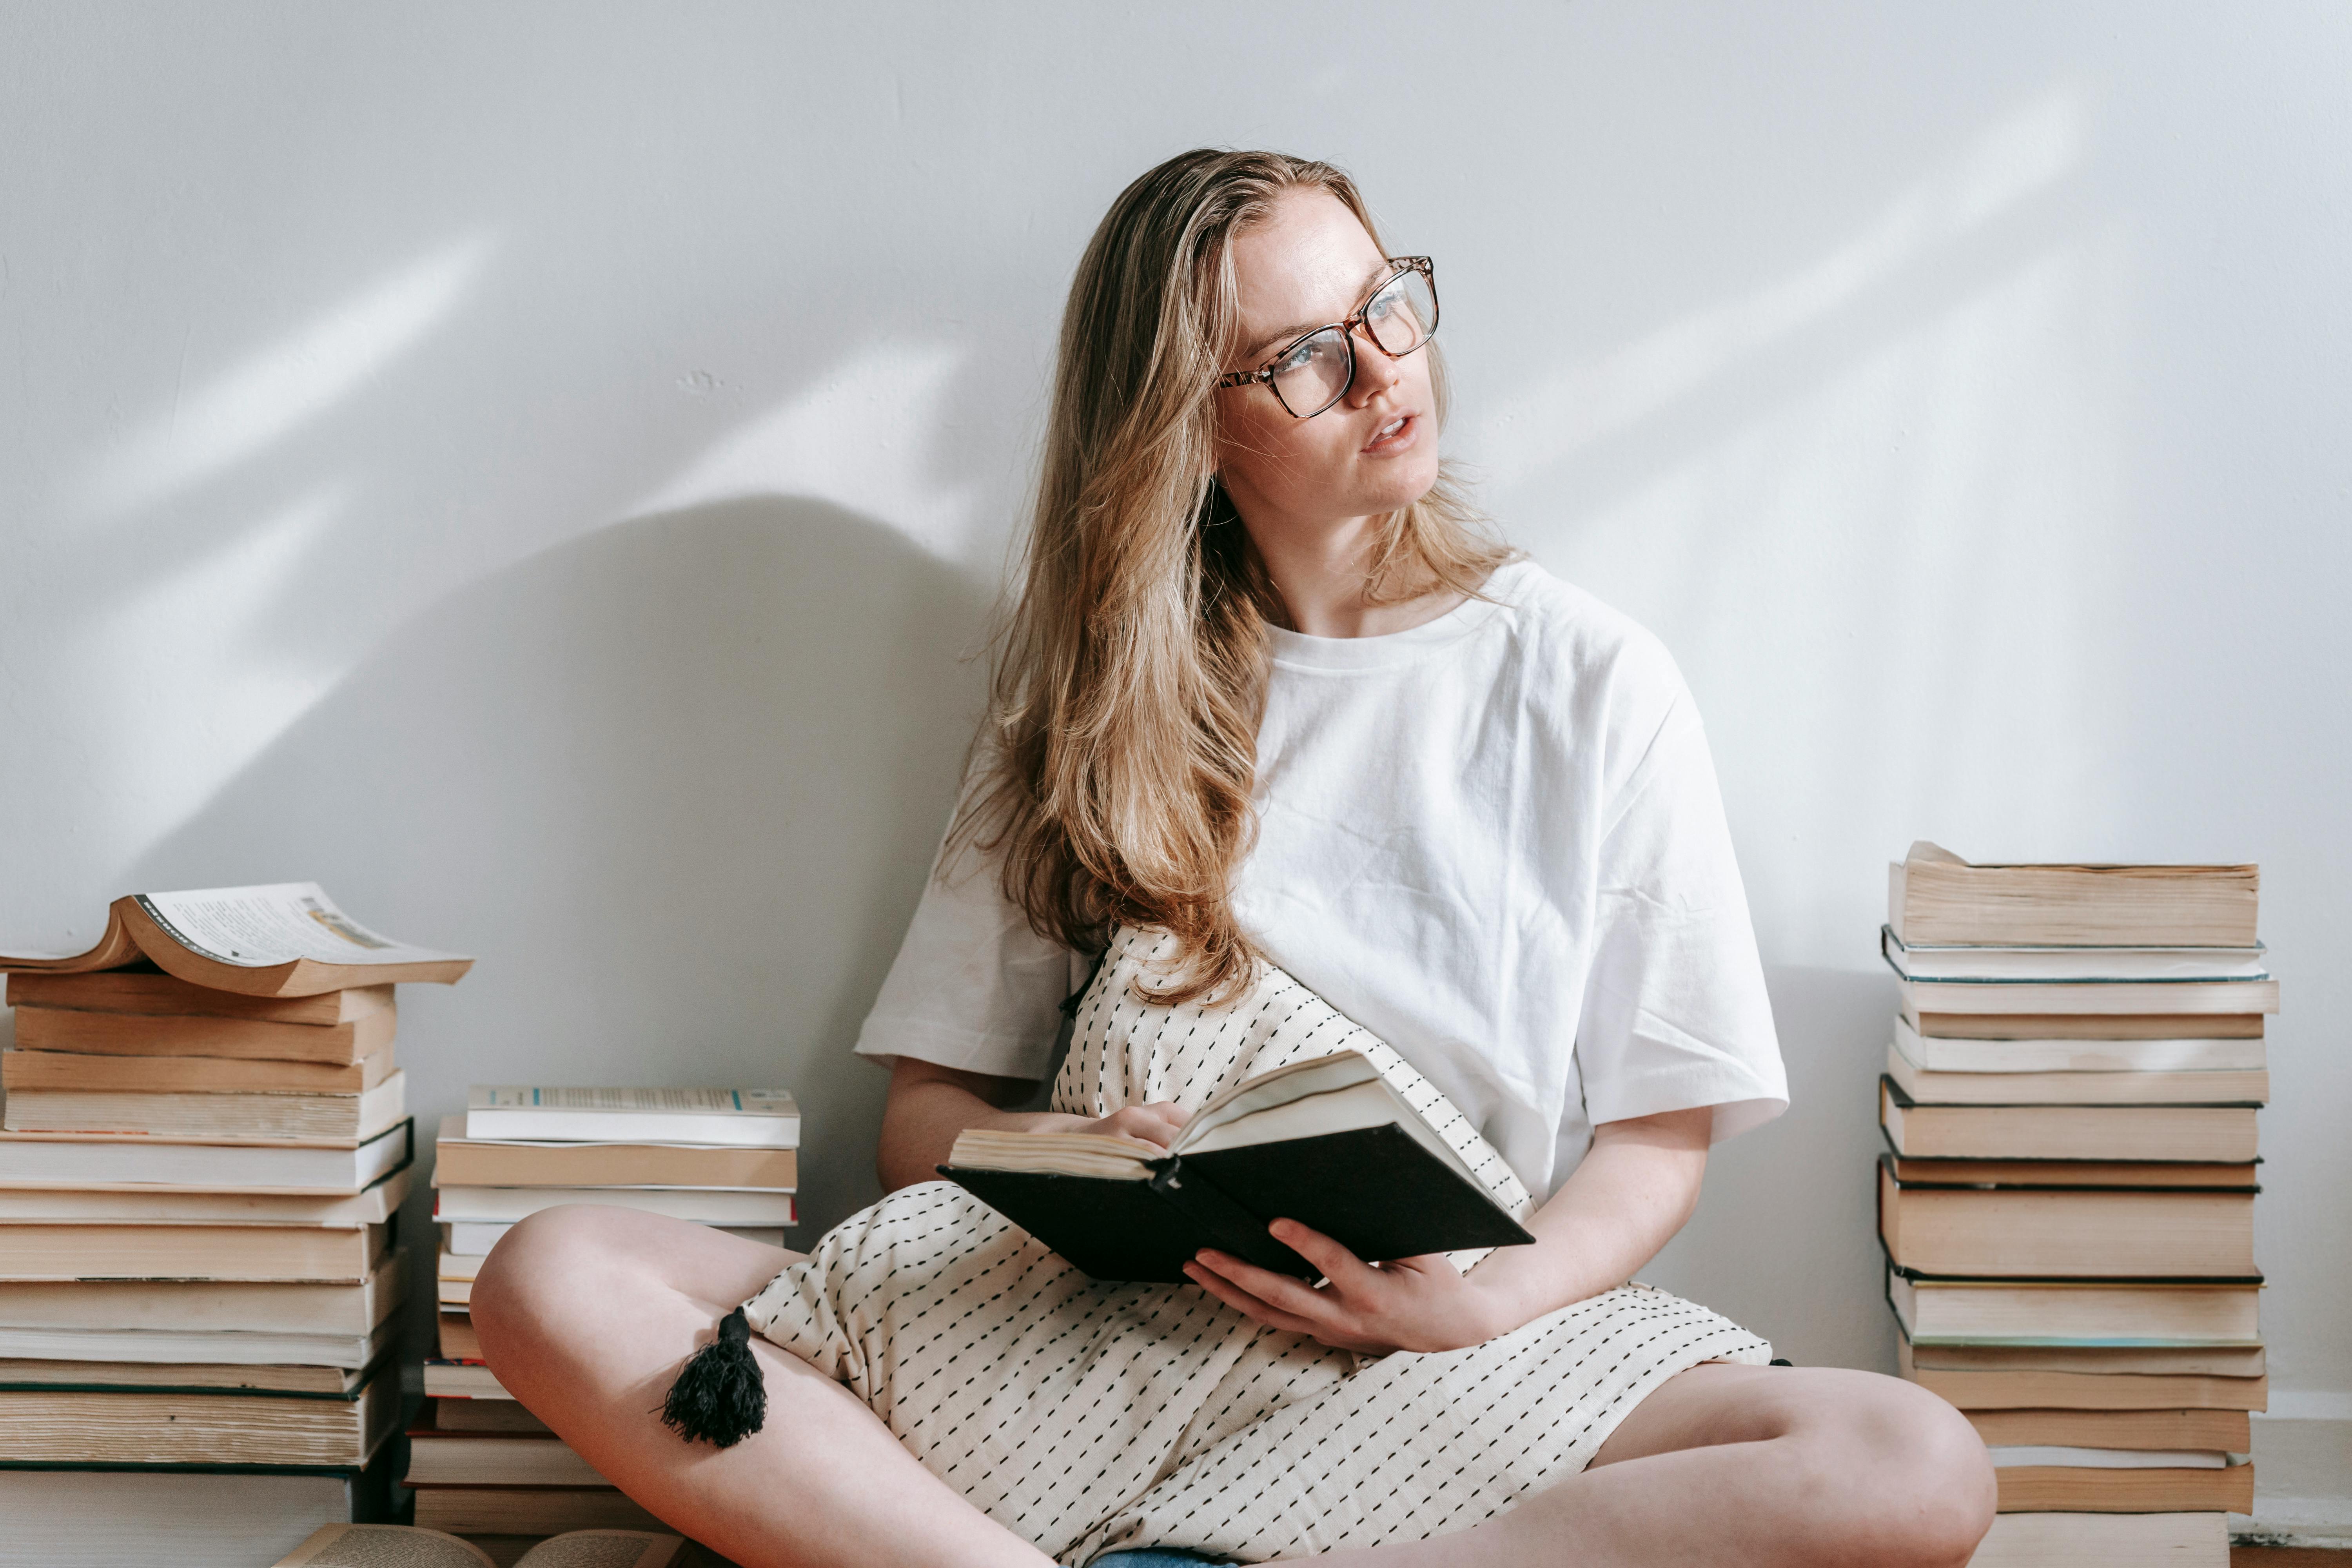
[942,1123,1534,1283]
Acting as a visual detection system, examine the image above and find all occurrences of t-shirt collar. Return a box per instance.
[1265,561,1522,673]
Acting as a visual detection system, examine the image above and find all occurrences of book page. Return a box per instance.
[1176,1078,1391,1154]
[947,1129,1158,1178]
[1174,1052,1378,1147]
[0,907,142,967]
[515,1533,685,1568]
[470,1087,797,1116]
[137,884,467,970]
[274,1523,496,1567]
[1177,1061,1486,1187]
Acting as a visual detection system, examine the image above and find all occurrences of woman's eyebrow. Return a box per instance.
[1240,260,1396,361]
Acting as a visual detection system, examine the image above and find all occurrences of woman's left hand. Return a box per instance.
[1183,1220,1510,1356]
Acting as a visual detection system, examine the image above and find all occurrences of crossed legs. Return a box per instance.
[470,1205,1053,1568]
[472,1206,1993,1568]
[1291,1361,1995,1566]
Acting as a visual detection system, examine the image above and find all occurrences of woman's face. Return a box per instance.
[1213,188,1441,535]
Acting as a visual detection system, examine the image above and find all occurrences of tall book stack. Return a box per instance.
[0,882,471,1566]
[1875,845,2268,1568]
[412,1086,798,1544]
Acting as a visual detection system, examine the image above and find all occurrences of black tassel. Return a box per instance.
[660,1304,766,1448]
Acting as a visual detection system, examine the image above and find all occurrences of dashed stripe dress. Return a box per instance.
[742,927,1771,1564]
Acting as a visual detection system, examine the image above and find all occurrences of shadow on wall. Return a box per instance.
[132,495,994,1259]
[116,490,1897,1375]
[1641,964,1901,1372]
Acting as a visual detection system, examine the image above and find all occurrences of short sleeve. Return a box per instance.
[853,810,1084,1082]
[1572,685,1786,1144]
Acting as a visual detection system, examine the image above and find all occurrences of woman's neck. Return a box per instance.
[1244,510,1466,639]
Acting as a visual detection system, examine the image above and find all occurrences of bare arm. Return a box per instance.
[1185,1105,1712,1355]
[1453,1104,1710,1330]
[875,1057,1191,1194]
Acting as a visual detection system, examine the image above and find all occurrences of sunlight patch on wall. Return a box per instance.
[1463,88,2128,965]
[632,339,983,566]
[1559,236,2128,973]
[75,236,495,515]
[1471,90,2085,484]
[70,488,348,855]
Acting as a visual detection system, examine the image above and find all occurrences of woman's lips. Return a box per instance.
[1361,412,1420,456]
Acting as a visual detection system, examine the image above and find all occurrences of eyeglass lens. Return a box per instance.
[1269,265,1439,418]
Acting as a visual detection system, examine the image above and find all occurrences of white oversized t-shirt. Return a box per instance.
[855,558,1786,1201]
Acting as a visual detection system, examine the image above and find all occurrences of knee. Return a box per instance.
[470,1204,640,1357]
[1838,1376,1997,1568]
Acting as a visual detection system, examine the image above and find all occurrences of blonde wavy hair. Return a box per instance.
[951,149,1515,1005]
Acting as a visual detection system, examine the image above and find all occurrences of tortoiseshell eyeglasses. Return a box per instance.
[1214,256,1439,419]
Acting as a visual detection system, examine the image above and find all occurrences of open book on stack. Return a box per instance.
[1876,845,2267,1567]
[943,1050,1532,1283]
[416,1086,796,1539]
[0,882,470,1555]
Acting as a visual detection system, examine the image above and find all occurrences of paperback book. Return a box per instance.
[466,1087,799,1147]
[274,1524,682,1568]
[1886,843,2259,947]
[0,883,472,997]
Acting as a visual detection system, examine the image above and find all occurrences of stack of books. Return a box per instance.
[0,882,471,1564]
[1875,845,2268,1568]
[412,1086,798,1540]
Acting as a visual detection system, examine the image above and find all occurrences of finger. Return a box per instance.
[1182,1261,1325,1338]
[1191,1248,1354,1327]
[1105,1110,1178,1149]
[1265,1219,1382,1287]
[1189,1263,1393,1356]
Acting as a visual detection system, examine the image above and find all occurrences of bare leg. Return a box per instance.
[1287,1361,1994,1567]
[470,1205,1056,1568]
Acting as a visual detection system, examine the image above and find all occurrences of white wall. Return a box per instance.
[3,0,2346,1421]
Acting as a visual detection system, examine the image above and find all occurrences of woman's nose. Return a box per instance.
[1347,328,1405,404]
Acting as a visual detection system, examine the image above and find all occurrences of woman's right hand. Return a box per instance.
[1060,1101,1190,1149]
[877,1056,1191,1192]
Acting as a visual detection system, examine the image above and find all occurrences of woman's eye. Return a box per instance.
[1274,342,1317,374]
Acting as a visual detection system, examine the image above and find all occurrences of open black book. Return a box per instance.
[940,1051,1535,1283]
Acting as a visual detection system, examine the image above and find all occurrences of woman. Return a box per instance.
[474,149,1994,1567]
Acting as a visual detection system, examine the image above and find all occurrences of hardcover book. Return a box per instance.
[1877,926,2269,983]
[1879,1080,2257,1163]
[940,1051,1534,1283]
